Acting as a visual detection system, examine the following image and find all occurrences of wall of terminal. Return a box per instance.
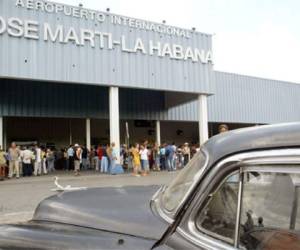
[161,71,300,124]
[210,71,300,124]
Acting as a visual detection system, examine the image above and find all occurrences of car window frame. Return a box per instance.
[193,169,241,245]
[174,148,300,250]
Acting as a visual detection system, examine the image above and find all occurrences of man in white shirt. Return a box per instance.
[139,145,149,176]
[182,142,191,166]
[8,142,21,179]
[33,144,42,176]
[73,144,82,176]
[67,145,74,171]
[21,147,33,177]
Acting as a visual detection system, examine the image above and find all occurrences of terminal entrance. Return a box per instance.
[3,116,254,150]
[4,117,200,149]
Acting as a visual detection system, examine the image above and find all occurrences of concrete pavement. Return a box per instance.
[0,171,175,224]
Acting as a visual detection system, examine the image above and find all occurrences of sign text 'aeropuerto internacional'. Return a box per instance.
[0,0,213,64]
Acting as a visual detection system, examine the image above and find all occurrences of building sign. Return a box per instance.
[15,0,191,38]
[0,0,213,64]
[0,0,215,94]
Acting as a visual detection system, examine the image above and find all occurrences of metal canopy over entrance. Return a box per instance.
[0,78,210,149]
[0,78,199,120]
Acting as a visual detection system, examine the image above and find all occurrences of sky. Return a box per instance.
[54,0,300,83]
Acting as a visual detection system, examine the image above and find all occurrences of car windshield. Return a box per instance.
[161,150,208,214]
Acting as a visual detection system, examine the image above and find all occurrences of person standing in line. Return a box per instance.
[121,144,129,171]
[8,142,21,179]
[171,142,177,170]
[119,144,125,169]
[110,142,118,174]
[41,147,48,175]
[182,142,190,166]
[139,145,150,176]
[131,143,141,177]
[46,148,55,173]
[63,148,68,170]
[33,144,42,176]
[0,146,7,181]
[165,143,175,171]
[89,147,94,169]
[21,146,33,177]
[218,124,229,133]
[165,143,170,171]
[127,145,133,173]
[148,146,154,171]
[176,146,184,169]
[52,148,58,170]
[160,144,166,171]
[101,145,108,173]
[54,149,62,170]
[152,143,161,171]
[96,145,103,171]
[81,145,89,171]
[18,146,23,176]
[67,145,74,171]
[91,146,98,170]
[106,144,112,173]
[73,143,82,176]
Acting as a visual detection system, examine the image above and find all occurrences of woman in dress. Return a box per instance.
[131,143,141,177]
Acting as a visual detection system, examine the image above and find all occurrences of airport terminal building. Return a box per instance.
[0,0,300,151]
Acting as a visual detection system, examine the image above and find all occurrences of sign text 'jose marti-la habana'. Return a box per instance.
[0,0,213,64]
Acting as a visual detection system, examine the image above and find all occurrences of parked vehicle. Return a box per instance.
[1,123,300,249]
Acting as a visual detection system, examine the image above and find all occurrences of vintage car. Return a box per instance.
[1,123,300,249]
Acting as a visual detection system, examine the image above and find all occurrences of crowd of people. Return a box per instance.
[0,124,230,181]
[0,141,199,180]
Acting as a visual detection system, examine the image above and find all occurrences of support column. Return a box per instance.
[86,118,91,151]
[156,120,161,146]
[0,117,3,149]
[109,87,120,163]
[198,94,209,145]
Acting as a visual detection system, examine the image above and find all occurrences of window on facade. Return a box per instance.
[239,171,300,250]
[196,172,240,244]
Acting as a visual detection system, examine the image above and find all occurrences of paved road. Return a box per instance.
[0,171,175,223]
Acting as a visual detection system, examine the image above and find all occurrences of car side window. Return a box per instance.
[196,172,240,244]
[240,171,300,250]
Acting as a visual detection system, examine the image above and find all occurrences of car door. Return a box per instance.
[159,149,300,250]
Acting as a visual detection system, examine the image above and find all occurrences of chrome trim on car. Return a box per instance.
[151,186,174,224]
[234,169,243,248]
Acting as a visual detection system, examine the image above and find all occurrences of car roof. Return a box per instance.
[203,122,300,166]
